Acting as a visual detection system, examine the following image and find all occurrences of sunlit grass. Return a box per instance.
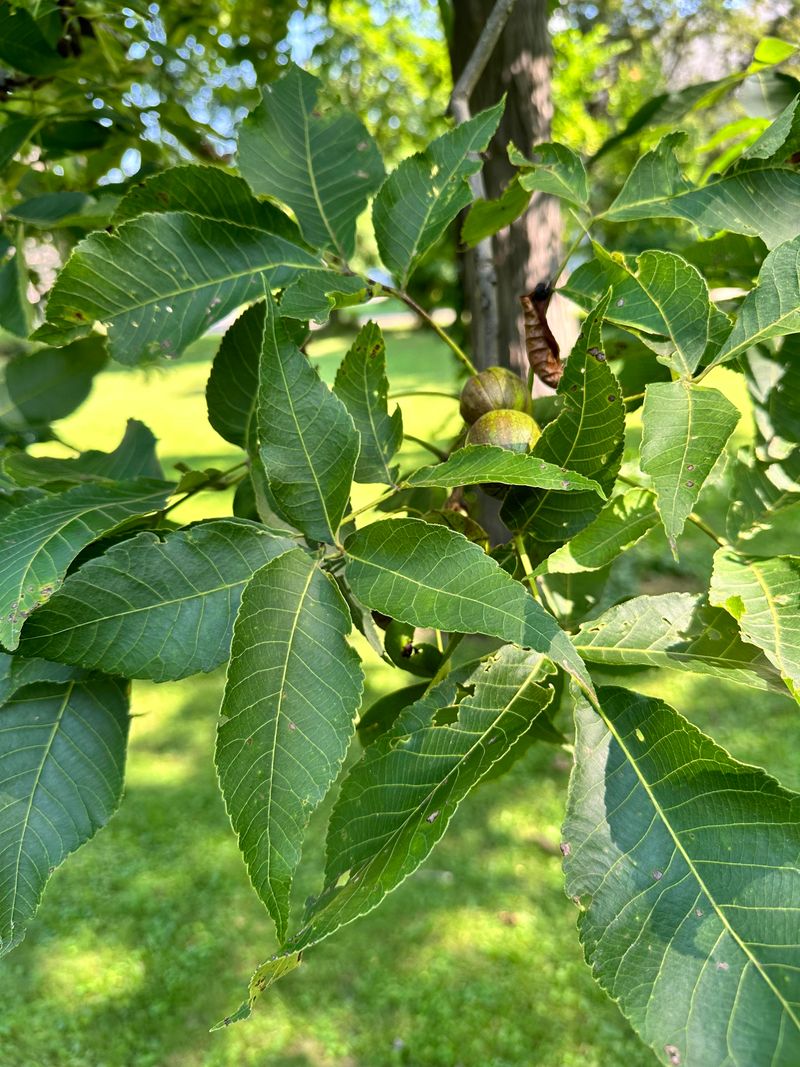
[2,325,797,1066]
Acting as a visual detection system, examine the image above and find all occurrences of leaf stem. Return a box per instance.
[552,212,591,286]
[388,390,461,401]
[380,284,478,376]
[343,485,399,522]
[618,472,728,547]
[425,632,465,691]
[161,460,248,517]
[513,533,541,602]
[404,434,449,461]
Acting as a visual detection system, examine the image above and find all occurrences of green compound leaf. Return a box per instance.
[227,650,555,1022]
[291,646,553,951]
[501,295,624,546]
[710,549,800,697]
[113,164,302,244]
[535,487,658,575]
[4,420,162,488]
[513,141,590,210]
[38,212,324,364]
[18,520,295,681]
[216,548,364,941]
[257,291,359,543]
[373,101,503,285]
[333,321,403,485]
[573,591,788,695]
[0,675,130,958]
[604,130,800,248]
[237,64,384,259]
[641,381,740,555]
[405,444,604,494]
[562,245,712,376]
[344,516,593,691]
[713,235,800,364]
[564,685,800,1067]
[0,480,173,651]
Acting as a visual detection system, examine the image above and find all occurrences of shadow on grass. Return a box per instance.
[0,672,655,1067]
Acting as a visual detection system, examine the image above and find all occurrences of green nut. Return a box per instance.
[466,408,541,453]
[459,367,531,425]
[384,620,444,678]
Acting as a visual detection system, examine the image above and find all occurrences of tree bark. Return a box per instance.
[449,0,563,374]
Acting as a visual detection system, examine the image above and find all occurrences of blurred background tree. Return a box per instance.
[1,0,799,353]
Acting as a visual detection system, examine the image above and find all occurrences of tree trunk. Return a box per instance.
[449,0,564,374]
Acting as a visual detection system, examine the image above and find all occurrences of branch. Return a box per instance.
[448,0,519,368]
[449,0,518,121]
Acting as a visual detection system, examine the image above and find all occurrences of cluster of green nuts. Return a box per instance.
[460,366,540,452]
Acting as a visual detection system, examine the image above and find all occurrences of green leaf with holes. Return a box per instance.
[0,675,129,958]
[0,480,173,651]
[641,381,739,556]
[564,685,800,1067]
[37,212,325,364]
[373,101,503,285]
[216,548,364,941]
[18,520,295,681]
[405,445,604,494]
[562,245,713,376]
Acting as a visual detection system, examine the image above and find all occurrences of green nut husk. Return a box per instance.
[384,620,444,678]
[465,408,541,454]
[459,367,531,425]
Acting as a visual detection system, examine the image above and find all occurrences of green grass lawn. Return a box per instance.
[1,325,797,1067]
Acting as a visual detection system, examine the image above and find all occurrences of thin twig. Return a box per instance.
[618,472,728,547]
[344,485,399,522]
[161,460,248,517]
[513,533,542,602]
[404,434,449,461]
[389,390,461,401]
[449,0,519,366]
[381,283,478,375]
[425,632,465,691]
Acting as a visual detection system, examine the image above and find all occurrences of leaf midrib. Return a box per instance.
[261,559,316,939]
[302,661,547,944]
[262,305,338,542]
[594,693,800,1034]
[8,682,74,934]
